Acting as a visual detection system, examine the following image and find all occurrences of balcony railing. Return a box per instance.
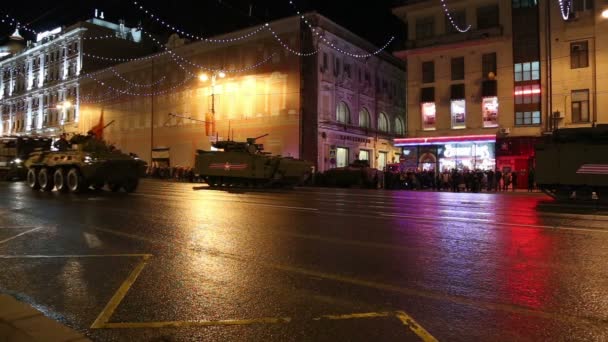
[405,26,503,50]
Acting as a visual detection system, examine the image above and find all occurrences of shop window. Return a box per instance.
[446,11,466,34]
[359,108,371,128]
[422,61,434,83]
[336,147,349,168]
[482,97,499,127]
[394,117,405,135]
[482,53,497,79]
[571,89,589,123]
[336,101,350,124]
[477,5,499,29]
[358,150,370,162]
[378,151,387,171]
[515,111,541,125]
[570,41,588,69]
[451,99,466,129]
[378,112,389,132]
[514,84,540,104]
[514,61,540,81]
[416,16,435,39]
[451,57,465,81]
[421,102,436,131]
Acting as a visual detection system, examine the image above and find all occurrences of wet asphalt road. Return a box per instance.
[1,179,608,341]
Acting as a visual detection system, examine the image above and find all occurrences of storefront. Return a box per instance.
[394,135,496,173]
[495,136,543,189]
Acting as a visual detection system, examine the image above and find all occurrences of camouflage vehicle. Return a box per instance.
[535,126,608,201]
[194,134,313,187]
[1,136,51,181]
[24,134,146,193]
[320,159,383,188]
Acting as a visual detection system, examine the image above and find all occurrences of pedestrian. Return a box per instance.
[504,172,511,191]
[528,168,535,192]
[511,171,518,191]
[495,169,502,192]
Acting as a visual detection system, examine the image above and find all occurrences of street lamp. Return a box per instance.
[602,9,608,18]
[198,71,226,136]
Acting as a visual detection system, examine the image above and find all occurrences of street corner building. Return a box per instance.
[0,11,406,172]
[391,0,608,188]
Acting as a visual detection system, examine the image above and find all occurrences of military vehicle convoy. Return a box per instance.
[535,126,608,201]
[1,136,51,181]
[319,159,383,188]
[25,134,146,193]
[194,134,313,188]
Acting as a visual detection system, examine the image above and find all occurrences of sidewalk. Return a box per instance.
[0,294,91,342]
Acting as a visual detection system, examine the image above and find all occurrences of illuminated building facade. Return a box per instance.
[71,14,405,170]
[0,11,150,137]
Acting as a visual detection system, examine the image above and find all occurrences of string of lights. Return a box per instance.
[109,67,167,87]
[83,51,169,63]
[558,0,572,20]
[265,24,318,56]
[0,13,37,34]
[82,34,124,41]
[141,29,276,74]
[439,0,471,32]
[287,1,395,58]
[132,1,267,43]
[83,70,195,97]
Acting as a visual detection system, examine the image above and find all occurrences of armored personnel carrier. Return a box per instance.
[1,136,51,181]
[24,134,146,193]
[320,159,383,188]
[194,134,313,188]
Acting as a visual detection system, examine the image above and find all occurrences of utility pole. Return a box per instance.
[150,59,155,162]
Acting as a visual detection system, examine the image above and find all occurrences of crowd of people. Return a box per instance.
[383,168,536,192]
[146,164,202,183]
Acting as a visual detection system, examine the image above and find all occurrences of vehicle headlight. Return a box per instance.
[84,155,95,163]
[12,158,22,164]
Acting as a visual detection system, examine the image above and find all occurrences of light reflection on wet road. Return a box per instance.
[1,179,608,341]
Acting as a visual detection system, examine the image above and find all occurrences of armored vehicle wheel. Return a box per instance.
[123,178,139,193]
[38,168,54,191]
[54,169,68,192]
[67,168,86,193]
[108,182,122,192]
[27,168,40,190]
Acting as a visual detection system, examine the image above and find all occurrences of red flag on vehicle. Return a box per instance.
[90,109,104,139]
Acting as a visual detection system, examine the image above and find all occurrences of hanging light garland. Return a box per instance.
[558,0,572,20]
[83,51,169,63]
[132,1,266,43]
[265,23,318,56]
[108,67,167,88]
[287,1,396,58]
[83,71,195,97]
[0,13,37,34]
[439,0,471,33]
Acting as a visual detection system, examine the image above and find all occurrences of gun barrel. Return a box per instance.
[253,133,269,140]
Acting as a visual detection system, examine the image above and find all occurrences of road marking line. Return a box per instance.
[0,227,42,245]
[0,226,38,229]
[380,213,608,234]
[93,226,608,327]
[313,312,392,320]
[0,254,152,259]
[91,255,151,329]
[395,311,438,342]
[102,317,292,329]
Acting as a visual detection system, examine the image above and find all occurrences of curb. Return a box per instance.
[0,294,91,342]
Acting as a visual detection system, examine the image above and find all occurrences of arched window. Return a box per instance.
[336,102,350,124]
[394,117,405,135]
[359,108,371,128]
[378,112,389,132]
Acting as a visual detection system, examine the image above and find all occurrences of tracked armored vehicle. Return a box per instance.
[194,134,313,188]
[25,134,146,193]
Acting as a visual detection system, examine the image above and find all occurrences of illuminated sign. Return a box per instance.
[36,27,62,42]
[442,144,491,159]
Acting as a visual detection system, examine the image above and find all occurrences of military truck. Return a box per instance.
[25,134,146,193]
[0,136,51,181]
[194,134,313,188]
[535,126,608,201]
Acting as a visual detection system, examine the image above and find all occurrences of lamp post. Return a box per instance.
[198,71,225,136]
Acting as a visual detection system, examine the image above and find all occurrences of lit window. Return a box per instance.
[514,61,540,81]
[515,111,541,126]
[421,102,436,131]
[394,117,405,135]
[450,99,466,129]
[336,102,350,124]
[378,112,389,132]
[571,89,589,123]
[482,97,499,127]
[514,84,541,104]
[359,108,371,128]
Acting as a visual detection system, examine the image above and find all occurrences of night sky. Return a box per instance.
[1,0,407,51]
